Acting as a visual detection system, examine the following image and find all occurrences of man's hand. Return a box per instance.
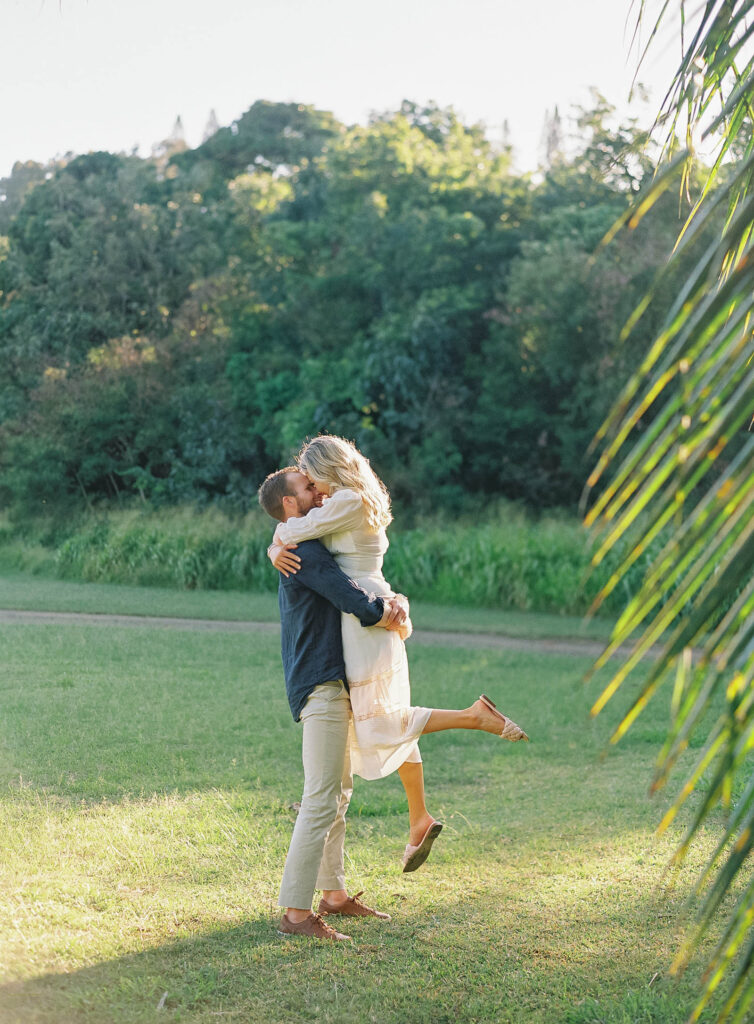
[269,542,301,578]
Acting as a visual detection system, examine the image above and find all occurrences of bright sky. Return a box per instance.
[2,0,682,179]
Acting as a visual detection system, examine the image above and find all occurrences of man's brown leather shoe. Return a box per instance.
[278,912,351,941]
[317,890,391,920]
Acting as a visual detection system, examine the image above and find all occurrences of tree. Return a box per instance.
[151,114,188,168]
[585,3,754,1020]
[0,160,54,234]
[0,97,693,518]
[170,100,342,199]
[468,102,697,508]
[540,105,564,169]
[0,153,191,410]
[202,109,220,143]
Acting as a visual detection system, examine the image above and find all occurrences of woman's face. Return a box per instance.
[307,473,331,498]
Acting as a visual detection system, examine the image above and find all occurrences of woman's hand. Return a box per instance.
[397,616,413,642]
[378,596,412,639]
[268,542,300,577]
[389,595,412,641]
[389,594,410,625]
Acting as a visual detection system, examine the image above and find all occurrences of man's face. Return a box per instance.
[286,472,323,516]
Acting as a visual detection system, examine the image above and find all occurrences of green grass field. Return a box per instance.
[0,578,727,1023]
[0,571,614,642]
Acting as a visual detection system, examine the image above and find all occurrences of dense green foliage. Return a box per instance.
[0,97,707,518]
[0,503,657,617]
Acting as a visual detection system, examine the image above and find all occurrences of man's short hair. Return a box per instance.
[258,466,297,521]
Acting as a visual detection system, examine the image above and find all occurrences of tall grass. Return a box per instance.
[0,504,653,616]
[52,506,278,592]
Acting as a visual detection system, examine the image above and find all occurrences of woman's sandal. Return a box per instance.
[402,820,443,873]
[479,694,529,742]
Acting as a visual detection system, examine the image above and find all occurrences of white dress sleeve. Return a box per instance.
[275,488,365,544]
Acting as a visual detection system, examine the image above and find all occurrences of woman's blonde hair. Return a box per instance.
[297,435,392,532]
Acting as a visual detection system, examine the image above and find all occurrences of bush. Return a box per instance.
[383,512,658,616]
[54,506,277,591]
[0,502,658,617]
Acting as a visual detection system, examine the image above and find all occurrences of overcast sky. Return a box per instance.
[2,0,682,178]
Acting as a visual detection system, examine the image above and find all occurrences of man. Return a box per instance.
[258,466,407,941]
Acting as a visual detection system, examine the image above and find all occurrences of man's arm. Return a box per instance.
[284,540,396,628]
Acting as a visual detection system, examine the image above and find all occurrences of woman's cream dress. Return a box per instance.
[274,488,431,780]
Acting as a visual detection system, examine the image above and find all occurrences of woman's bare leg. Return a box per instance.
[422,699,517,736]
[397,761,437,846]
[396,699,524,848]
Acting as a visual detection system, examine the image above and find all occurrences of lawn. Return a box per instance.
[0,571,615,642]
[0,581,728,1023]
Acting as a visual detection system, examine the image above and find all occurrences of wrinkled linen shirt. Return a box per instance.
[278,539,385,721]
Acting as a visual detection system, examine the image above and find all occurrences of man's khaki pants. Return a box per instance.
[278,682,352,910]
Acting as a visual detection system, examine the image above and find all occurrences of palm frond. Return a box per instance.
[587,2,754,1020]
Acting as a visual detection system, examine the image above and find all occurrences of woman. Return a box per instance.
[268,435,528,871]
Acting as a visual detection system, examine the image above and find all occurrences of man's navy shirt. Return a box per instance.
[278,539,385,721]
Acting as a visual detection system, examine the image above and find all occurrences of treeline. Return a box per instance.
[0,96,708,520]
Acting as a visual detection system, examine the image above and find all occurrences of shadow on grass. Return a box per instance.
[0,884,720,1024]
[0,918,278,1024]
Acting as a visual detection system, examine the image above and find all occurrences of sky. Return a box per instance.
[2,0,683,179]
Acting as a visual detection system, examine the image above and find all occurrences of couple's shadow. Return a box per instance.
[2,916,292,1023]
[1,882,693,1024]
[1,904,457,1023]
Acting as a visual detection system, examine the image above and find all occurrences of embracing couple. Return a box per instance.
[258,435,529,942]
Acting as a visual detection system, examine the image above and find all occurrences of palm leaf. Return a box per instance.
[587,2,754,1020]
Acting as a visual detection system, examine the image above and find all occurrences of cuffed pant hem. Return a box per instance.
[315,872,346,891]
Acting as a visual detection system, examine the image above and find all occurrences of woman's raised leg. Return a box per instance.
[394,697,527,871]
[422,697,528,740]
